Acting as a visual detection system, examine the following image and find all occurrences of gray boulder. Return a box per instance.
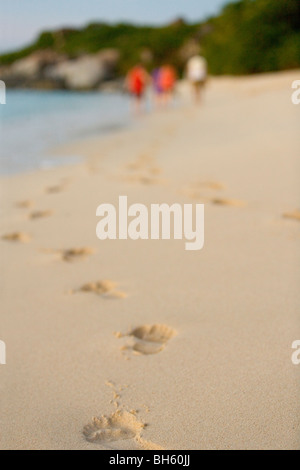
[0,50,66,87]
[45,49,120,90]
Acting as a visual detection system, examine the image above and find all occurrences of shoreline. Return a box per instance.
[1,70,298,178]
[0,88,132,176]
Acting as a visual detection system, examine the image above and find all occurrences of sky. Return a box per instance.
[0,0,229,53]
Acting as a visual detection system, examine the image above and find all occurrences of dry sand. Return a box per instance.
[0,71,299,450]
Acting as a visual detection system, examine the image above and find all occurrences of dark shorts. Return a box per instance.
[132,90,144,99]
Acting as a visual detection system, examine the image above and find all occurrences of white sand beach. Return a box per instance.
[0,71,299,450]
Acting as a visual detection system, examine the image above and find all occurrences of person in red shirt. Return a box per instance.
[126,65,149,114]
[159,65,177,106]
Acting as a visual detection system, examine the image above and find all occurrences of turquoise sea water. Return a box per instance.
[0,90,132,175]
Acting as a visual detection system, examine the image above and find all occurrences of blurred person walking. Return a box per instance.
[159,65,177,107]
[126,64,149,114]
[186,55,207,103]
[152,67,164,108]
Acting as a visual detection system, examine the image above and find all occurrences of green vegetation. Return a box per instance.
[203,0,300,74]
[1,0,299,75]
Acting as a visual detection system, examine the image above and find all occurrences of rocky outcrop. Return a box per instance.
[0,49,66,88]
[0,49,120,90]
[45,49,119,90]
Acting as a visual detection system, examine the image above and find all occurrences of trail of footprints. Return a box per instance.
[83,324,176,448]
[1,171,300,450]
[1,178,69,243]
[182,179,246,207]
[2,169,299,247]
[183,179,300,215]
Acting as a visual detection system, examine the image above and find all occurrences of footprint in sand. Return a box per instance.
[83,410,163,450]
[77,280,127,299]
[83,382,163,449]
[126,155,154,171]
[211,198,245,208]
[16,200,34,209]
[182,180,225,201]
[123,155,164,186]
[59,247,94,262]
[46,178,69,194]
[29,210,53,220]
[1,232,31,243]
[283,210,300,222]
[148,167,162,176]
[46,185,64,194]
[83,410,144,444]
[118,324,177,356]
[204,181,226,190]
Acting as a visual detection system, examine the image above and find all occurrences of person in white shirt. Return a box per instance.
[186,55,208,103]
